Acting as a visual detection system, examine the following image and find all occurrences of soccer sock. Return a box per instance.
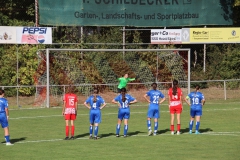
[124,125,128,135]
[5,135,10,143]
[94,126,99,137]
[171,125,174,131]
[177,124,181,132]
[71,126,75,136]
[116,124,121,135]
[196,121,200,131]
[154,122,158,133]
[189,120,194,131]
[89,126,93,136]
[147,120,151,131]
[65,126,69,137]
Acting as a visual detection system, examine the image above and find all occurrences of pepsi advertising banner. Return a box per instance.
[0,27,52,44]
[17,27,52,44]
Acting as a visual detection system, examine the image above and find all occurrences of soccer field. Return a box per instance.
[1,100,240,160]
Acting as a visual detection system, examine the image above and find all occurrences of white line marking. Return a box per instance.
[11,131,239,144]
[9,108,240,120]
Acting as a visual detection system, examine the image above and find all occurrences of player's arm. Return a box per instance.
[75,102,78,115]
[83,101,91,109]
[5,107,9,121]
[100,102,107,110]
[201,98,206,106]
[184,96,191,106]
[62,101,66,116]
[129,99,137,105]
[128,78,136,82]
[159,97,166,104]
[143,94,150,103]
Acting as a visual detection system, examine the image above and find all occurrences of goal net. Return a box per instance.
[34,48,190,107]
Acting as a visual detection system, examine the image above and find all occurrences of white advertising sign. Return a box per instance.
[151,29,182,44]
[0,27,17,44]
[16,27,52,44]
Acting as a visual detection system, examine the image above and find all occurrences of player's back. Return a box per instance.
[148,90,164,105]
[168,88,182,101]
[189,91,204,109]
[64,93,77,108]
[0,98,7,113]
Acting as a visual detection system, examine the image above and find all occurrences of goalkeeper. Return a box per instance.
[117,73,136,93]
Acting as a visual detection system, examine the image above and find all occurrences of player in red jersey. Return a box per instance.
[168,80,183,135]
[62,86,78,140]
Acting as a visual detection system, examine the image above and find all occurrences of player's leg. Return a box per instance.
[123,119,128,137]
[94,111,101,139]
[70,114,76,139]
[89,112,94,139]
[170,107,175,135]
[123,110,130,137]
[195,109,202,134]
[94,123,99,139]
[189,109,195,134]
[176,105,182,135]
[153,109,159,135]
[116,109,123,137]
[64,114,70,140]
[147,108,153,135]
[176,113,181,135]
[4,127,13,145]
[147,117,153,136]
[1,115,13,145]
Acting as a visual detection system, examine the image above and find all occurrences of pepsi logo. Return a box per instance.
[38,35,45,43]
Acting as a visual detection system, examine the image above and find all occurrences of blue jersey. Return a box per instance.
[85,95,105,110]
[0,98,8,113]
[0,97,9,128]
[85,95,105,124]
[146,89,165,108]
[187,91,205,110]
[114,94,136,109]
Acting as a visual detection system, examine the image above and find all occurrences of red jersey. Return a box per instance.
[63,93,78,114]
[168,88,182,106]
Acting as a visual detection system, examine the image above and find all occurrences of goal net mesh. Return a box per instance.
[34,49,189,107]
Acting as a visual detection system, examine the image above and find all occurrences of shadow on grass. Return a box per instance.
[181,128,213,133]
[100,132,115,138]
[1,137,26,144]
[128,131,145,136]
[157,129,170,134]
[75,133,89,138]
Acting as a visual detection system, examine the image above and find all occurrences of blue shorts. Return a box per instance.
[190,108,202,117]
[0,113,8,128]
[118,108,130,120]
[147,107,159,119]
[89,109,101,124]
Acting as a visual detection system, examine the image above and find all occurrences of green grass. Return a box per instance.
[1,100,240,160]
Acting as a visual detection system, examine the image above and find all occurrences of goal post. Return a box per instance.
[43,48,190,108]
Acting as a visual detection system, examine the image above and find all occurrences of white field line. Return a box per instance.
[7,131,239,145]
[9,108,240,120]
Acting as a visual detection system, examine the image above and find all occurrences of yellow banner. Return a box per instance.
[182,28,240,43]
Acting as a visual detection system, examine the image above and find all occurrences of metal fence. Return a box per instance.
[2,79,240,109]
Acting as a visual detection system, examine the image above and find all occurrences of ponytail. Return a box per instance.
[121,88,127,102]
[172,79,178,96]
[93,88,99,103]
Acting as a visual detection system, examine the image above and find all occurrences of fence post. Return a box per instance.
[224,80,226,100]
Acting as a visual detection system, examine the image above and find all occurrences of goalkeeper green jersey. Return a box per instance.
[117,77,135,89]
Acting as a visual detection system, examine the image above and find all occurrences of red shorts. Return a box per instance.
[65,114,76,120]
[169,105,182,114]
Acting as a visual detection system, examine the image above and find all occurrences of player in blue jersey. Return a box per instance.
[84,88,106,140]
[185,85,205,134]
[112,88,137,137]
[144,83,166,136]
[0,89,13,145]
